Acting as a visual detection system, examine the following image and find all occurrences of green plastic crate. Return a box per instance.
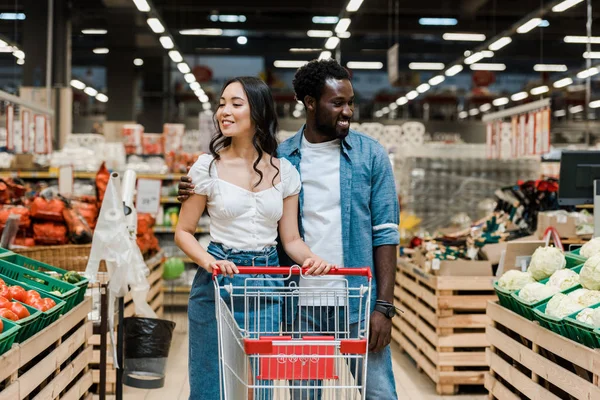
[564,303,600,348]
[533,302,571,338]
[0,318,19,355]
[0,252,88,307]
[594,327,600,347]
[0,258,78,312]
[493,282,519,312]
[11,301,43,343]
[565,251,587,267]
[0,248,14,257]
[0,274,66,331]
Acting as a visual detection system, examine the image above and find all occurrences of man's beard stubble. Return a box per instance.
[315,107,349,140]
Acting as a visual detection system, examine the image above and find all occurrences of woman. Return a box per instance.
[175,76,332,400]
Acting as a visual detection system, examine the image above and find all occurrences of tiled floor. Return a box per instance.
[123,312,487,400]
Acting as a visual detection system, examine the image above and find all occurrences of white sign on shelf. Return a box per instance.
[136,178,162,215]
[58,165,74,197]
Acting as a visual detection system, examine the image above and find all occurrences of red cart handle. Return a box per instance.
[212,266,372,279]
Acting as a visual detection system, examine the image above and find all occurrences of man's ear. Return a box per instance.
[305,96,316,112]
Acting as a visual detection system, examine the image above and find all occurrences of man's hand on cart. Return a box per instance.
[369,311,392,353]
[303,256,336,276]
[208,260,239,277]
[177,174,194,203]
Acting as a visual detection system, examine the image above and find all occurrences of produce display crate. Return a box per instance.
[0,250,89,305]
[392,261,497,395]
[564,302,600,348]
[0,258,79,312]
[565,251,587,267]
[12,243,92,271]
[567,247,586,261]
[0,318,19,356]
[532,302,570,338]
[0,297,93,400]
[12,301,42,343]
[492,282,518,313]
[486,301,600,400]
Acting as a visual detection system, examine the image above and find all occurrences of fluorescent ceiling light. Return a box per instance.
[530,85,550,95]
[84,87,98,97]
[517,18,542,34]
[346,0,364,12]
[199,94,209,103]
[0,46,14,53]
[0,13,25,20]
[459,111,468,119]
[290,48,322,52]
[210,15,246,23]
[443,33,486,41]
[374,111,383,118]
[417,83,430,93]
[147,18,165,33]
[488,37,512,51]
[511,92,529,101]
[274,60,309,68]
[325,37,340,49]
[389,103,398,110]
[381,107,390,114]
[553,77,573,88]
[169,51,183,63]
[445,65,463,76]
[429,75,445,86]
[159,36,174,49]
[184,73,196,83]
[82,29,107,35]
[337,31,352,38]
[552,0,584,12]
[307,30,333,37]
[12,50,24,59]
[396,97,408,105]
[177,63,191,73]
[335,18,351,33]
[590,100,600,109]
[346,61,383,69]
[577,67,600,79]
[584,51,600,59]
[319,51,332,60]
[554,110,567,117]
[237,36,248,45]
[70,80,86,90]
[539,20,550,27]
[564,35,600,44]
[419,18,457,26]
[464,52,486,64]
[194,89,205,97]
[180,29,223,36]
[568,84,586,92]
[409,62,445,70]
[203,102,212,110]
[470,63,506,71]
[534,64,567,72]
[134,58,144,66]
[406,90,419,100]
[93,48,109,54]
[133,0,151,12]
[313,16,339,24]
[569,105,584,114]
[469,108,480,116]
[95,93,108,103]
[480,103,492,112]
[190,82,201,91]
[493,97,509,106]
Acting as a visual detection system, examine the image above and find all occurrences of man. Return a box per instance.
[178,59,399,399]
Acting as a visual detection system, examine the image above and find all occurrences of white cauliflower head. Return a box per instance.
[498,270,536,291]
[580,253,600,290]
[568,288,589,304]
[518,282,560,303]
[548,269,579,290]
[580,237,600,259]
[546,293,583,318]
[528,246,566,281]
[578,290,600,307]
[576,308,596,324]
[592,308,600,326]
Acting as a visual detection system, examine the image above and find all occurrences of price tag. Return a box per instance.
[432,258,441,271]
[556,214,568,224]
[136,178,162,215]
[58,165,73,197]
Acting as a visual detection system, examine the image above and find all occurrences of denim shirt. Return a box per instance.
[277,126,400,324]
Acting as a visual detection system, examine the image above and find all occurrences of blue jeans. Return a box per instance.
[188,242,281,400]
[286,307,398,400]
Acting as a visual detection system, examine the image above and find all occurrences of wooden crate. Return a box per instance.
[89,251,165,395]
[486,301,600,400]
[392,261,497,395]
[0,297,93,400]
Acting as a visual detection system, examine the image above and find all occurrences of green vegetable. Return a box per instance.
[62,271,83,284]
[50,290,62,296]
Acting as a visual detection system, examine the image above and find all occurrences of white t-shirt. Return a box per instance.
[299,135,345,306]
[188,154,301,251]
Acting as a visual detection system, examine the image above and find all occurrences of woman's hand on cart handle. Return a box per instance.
[208,260,239,278]
[213,266,372,278]
[303,256,336,276]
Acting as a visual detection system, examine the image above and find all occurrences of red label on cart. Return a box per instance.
[253,336,338,381]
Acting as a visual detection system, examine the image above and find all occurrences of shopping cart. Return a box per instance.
[213,266,372,400]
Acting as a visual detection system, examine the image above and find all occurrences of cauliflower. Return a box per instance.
[548,269,579,290]
[578,290,600,307]
[518,282,560,303]
[593,308,600,326]
[579,253,600,290]
[568,288,589,303]
[546,293,583,318]
[498,270,536,291]
[580,237,600,258]
[528,246,566,281]
[576,308,596,324]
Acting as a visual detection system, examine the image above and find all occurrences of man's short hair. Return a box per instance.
[292,59,350,105]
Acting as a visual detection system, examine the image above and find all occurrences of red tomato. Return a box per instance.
[26,290,40,300]
[9,286,26,303]
[42,298,56,310]
[30,299,47,312]
[9,302,29,319]
[0,286,12,301]
[0,278,5,286]
[0,309,18,321]
[0,297,10,309]
[0,318,4,332]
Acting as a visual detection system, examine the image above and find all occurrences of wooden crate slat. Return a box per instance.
[438,295,497,311]
[438,370,485,385]
[438,314,490,329]
[485,373,521,400]
[435,276,495,291]
[397,274,438,310]
[393,324,439,383]
[60,370,94,400]
[394,316,439,365]
[398,262,439,290]
[438,332,488,348]
[0,341,20,382]
[395,287,437,326]
[0,382,19,400]
[438,351,487,367]
[398,302,438,347]
[92,369,116,385]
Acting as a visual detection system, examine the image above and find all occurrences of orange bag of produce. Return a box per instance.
[0,206,31,228]
[62,207,93,244]
[96,162,110,205]
[12,237,34,247]
[33,222,68,245]
[4,178,26,199]
[72,200,98,229]
[30,197,65,222]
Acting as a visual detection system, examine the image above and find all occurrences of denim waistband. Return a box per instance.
[208,242,277,257]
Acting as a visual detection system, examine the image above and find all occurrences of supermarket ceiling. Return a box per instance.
[0,0,599,74]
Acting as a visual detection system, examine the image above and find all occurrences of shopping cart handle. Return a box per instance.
[212,266,372,279]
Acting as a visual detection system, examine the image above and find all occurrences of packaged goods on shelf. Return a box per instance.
[142,133,164,155]
[122,124,144,155]
[163,123,185,153]
[126,155,169,174]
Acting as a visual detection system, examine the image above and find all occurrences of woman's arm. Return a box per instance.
[278,194,333,275]
[174,195,238,277]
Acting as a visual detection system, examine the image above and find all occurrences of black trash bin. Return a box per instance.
[123,317,176,389]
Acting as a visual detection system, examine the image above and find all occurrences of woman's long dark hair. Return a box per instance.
[209,76,279,188]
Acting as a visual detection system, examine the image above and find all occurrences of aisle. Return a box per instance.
[123,312,486,400]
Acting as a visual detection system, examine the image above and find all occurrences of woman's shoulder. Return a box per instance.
[189,153,215,175]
